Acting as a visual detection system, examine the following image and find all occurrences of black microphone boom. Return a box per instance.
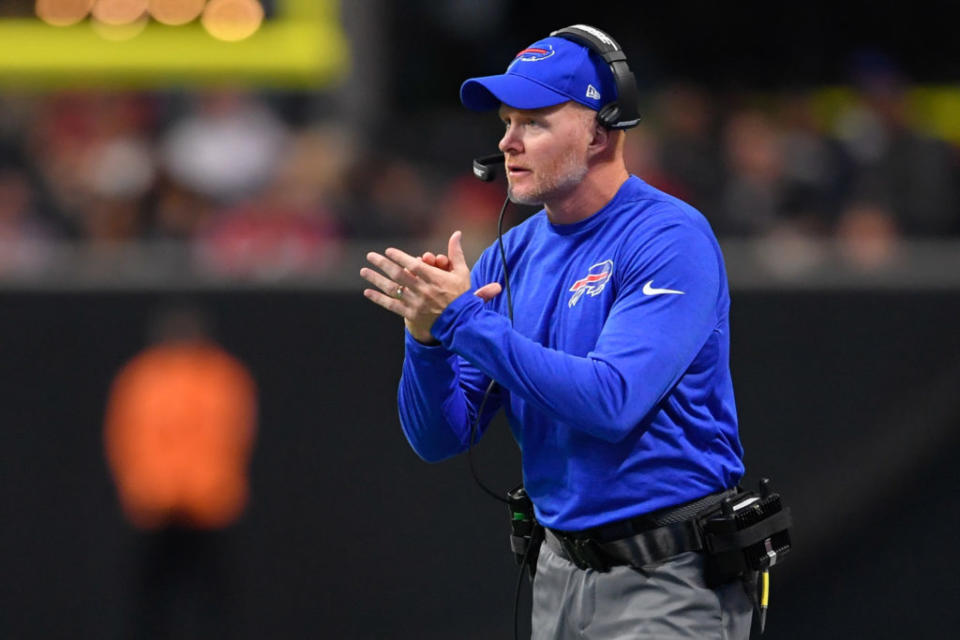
[473,153,505,182]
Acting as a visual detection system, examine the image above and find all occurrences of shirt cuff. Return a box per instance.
[403,327,450,356]
[431,288,485,350]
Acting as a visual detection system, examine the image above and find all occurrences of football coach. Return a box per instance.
[361,24,753,639]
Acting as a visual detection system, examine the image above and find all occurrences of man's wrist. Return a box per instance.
[405,323,440,345]
[411,333,440,346]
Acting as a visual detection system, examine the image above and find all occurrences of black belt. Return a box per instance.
[544,489,736,572]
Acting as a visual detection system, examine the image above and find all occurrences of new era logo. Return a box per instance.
[586,84,601,100]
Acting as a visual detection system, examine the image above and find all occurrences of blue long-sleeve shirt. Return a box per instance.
[398,176,744,531]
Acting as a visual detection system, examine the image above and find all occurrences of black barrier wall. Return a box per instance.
[1,290,959,639]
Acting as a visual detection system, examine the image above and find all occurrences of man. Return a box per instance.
[361,26,752,639]
[105,306,258,640]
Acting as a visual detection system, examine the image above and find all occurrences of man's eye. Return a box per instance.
[502,119,540,130]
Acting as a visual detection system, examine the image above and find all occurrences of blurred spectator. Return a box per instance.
[104,305,257,639]
[295,123,361,206]
[719,108,786,235]
[26,92,102,237]
[78,195,147,246]
[652,83,723,211]
[194,198,341,279]
[835,201,901,271]
[26,92,158,240]
[84,133,156,201]
[161,91,289,204]
[753,223,830,279]
[194,128,345,278]
[776,89,849,231]
[429,174,502,263]
[147,177,216,241]
[835,51,960,236]
[623,126,690,201]
[105,305,257,529]
[0,166,54,273]
[341,154,434,238]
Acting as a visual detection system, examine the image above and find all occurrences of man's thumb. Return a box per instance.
[449,230,467,268]
[474,282,503,302]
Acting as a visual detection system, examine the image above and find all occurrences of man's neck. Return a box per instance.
[544,164,630,225]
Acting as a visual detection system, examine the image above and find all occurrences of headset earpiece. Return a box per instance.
[549,24,641,130]
[597,104,621,130]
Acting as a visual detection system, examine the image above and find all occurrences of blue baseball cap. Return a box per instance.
[460,36,617,112]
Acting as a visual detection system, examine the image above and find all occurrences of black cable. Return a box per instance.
[513,541,535,640]
[465,194,514,504]
[495,195,515,322]
[467,378,509,504]
[462,193,530,638]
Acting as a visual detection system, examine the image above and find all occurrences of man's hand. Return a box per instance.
[421,251,502,302]
[420,251,452,271]
[362,231,496,344]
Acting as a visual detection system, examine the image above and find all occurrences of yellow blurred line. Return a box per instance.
[811,85,960,144]
[910,87,960,143]
[0,0,347,88]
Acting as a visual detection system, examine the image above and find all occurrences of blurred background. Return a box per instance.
[0,1,958,638]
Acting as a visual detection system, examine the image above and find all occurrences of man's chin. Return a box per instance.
[507,186,544,207]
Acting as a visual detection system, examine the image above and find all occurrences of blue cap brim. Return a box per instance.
[460,73,572,111]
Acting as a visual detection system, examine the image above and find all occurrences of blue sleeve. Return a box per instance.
[429,221,720,443]
[397,252,505,462]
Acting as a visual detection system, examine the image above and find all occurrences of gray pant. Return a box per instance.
[531,542,754,639]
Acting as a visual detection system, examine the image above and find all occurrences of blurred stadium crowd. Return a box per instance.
[1,73,958,279]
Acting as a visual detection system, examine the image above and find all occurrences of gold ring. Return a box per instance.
[396,286,405,299]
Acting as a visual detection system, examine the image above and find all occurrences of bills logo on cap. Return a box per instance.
[568,260,614,308]
[513,44,555,62]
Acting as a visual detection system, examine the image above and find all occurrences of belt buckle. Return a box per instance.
[559,536,610,572]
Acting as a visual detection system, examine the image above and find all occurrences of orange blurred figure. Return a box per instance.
[105,307,257,530]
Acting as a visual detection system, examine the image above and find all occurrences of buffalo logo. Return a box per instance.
[512,45,555,63]
[568,260,614,308]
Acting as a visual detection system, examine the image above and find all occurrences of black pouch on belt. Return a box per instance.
[506,485,543,578]
[698,478,793,587]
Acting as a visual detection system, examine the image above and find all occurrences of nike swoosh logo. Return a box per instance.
[642,280,685,295]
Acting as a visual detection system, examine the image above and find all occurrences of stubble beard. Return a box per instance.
[507,151,589,207]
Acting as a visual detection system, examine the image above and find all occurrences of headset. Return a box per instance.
[551,24,641,130]
[473,24,641,182]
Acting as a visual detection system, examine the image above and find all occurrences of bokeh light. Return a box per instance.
[91,0,148,26]
[201,0,263,42]
[148,0,206,26]
[35,0,95,26]
[91,14,149,40]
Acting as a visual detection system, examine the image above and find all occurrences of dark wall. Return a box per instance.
[1,290,958,639]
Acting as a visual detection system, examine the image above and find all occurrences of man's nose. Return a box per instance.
[498,127,521,154]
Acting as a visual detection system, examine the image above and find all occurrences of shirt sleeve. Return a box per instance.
[397,252,505,462]
[429,220,721,443]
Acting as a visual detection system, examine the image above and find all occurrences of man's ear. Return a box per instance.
[588,122,616,157]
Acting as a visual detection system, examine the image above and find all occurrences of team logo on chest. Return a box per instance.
[568,260,614,308]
